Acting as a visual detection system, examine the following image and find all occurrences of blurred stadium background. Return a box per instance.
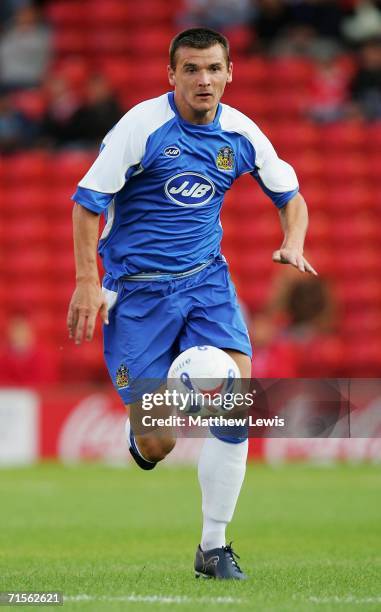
[0,0,380,465]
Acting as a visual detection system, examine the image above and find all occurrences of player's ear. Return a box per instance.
[167,64,176,87]
[227,61,233,84]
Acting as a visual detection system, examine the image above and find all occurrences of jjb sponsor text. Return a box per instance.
[164,172,215,207]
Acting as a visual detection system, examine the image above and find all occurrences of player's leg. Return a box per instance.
[102,276,182,469]
[125,407,176,469]
[196,350,250,579]
[179,258,252,578]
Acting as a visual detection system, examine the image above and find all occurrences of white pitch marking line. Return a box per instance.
[308,596,381,605]
[65,594,244,604]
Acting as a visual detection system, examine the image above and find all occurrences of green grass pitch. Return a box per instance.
[0,462,380,611]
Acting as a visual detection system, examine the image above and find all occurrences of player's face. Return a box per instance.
[168,44,233,124]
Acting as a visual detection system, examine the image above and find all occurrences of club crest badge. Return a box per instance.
[216,145,234,171]
[116,364,130,388]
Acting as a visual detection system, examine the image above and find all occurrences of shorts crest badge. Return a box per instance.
[216,146,234,171]
[116,364,130,388]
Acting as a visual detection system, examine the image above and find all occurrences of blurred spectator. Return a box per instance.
[288,0,344,41]
[342,0,381,44]
[250,312,299,377]
[349,37,381,120]
[0,315,59,385]
[0,0,30,27]
[251,0,346,54]
[278,276,343,377]
[40,75,81,146]
[250,0,291,52]
[0,90,37,152]
[67,74,123,147]
[270,24,343,59]
[180,0,253,31]
[283,276,334,338]
[307,46,349,122]
[0,5,51,91]
[40,74,122,148]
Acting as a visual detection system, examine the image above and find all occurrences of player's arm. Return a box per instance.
[67,203,108,344]
[244,120,317,275]
[67,106,149,344]
[272,192,317,275]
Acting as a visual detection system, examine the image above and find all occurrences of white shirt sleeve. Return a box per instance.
[77,94,175,195]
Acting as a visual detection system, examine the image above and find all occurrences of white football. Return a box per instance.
[167,345,241,416]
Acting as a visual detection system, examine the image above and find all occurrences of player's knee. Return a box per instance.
[224,350,251,378]
[136,434,176,462]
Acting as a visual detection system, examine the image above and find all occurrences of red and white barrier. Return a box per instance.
[0,385,380,465]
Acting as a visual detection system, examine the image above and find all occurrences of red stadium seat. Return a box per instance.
[224,89,258,118]
[222,221,279,250]
[60,337,108,383]
[265,89,305,119]
[50,251,75,279]
[128,28,176,58]
[126,61,169,89]
[300,183,328,212]
[270,122,319,152]
[52,151,96,185]
[29,309,60,341]
[53,29,87,56]
[324,154,369,184]
[230,251,275,280]
[270,58,312,87]
[6,186,50,216]
[49,219,74,245]
[230,57,269,89]
[326,184,373,213]
[3,152,50,185]
[98,60,131,92]
[4,218,50,247]
[235,278,271,310]
[302,246,334,277]
[125,0,175,24]
[289,152,324,182]
[304,212,330,244]
[346,339,381,376]
[341,309,381,338]
[7,249,50,278]
[296,335,345,377]
[331,215,378,247]
[49,186,76,216]
[43,281,74,311]
[364,122,381,153]
[45,2,86,26]
[335,279,381,310]
[332,247,379,278]
[320,122,366,152]
[5,281,53,309]
[87,28,130,56]
[366,151,381,183]
[224,26,252,55]
[86,1,129,25]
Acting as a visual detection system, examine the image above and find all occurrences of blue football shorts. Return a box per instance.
[102,256,252,405]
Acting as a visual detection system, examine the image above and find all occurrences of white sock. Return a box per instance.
[198,435,248,551]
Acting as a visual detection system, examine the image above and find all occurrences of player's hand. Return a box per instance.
[67,281,109,344]
[272,248,318,275]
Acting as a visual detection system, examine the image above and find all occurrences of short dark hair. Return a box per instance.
[169,27,230,69]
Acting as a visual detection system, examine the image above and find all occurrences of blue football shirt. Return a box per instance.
[72,92,299,278]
